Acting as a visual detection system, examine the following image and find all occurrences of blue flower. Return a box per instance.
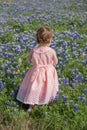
[82,97,86,104]
[85,77,87,82]
[62,78,70,86]
[10,91,15,99]
[62,95,68,102]
[65,103,69,107]
[74,104,79,112]
[1,64,6,71]
[76,75,83,83]
[72,74,76,79]
[6,101,11,106]
[82,60,87,65]
[21,71,26,78]
[13,102,18,107]
[13,109,18,115]
[0,81,5,91]
[84,89,87,95]
[12,82,16,87]
[6,70,12,76]
[55,91,60,101]
[69,100,73,105]
[50,43,57,49]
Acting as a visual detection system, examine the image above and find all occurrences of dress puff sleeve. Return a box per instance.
[52,50,58,66]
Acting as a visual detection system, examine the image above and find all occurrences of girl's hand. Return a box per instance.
[27,50,33,63]
[52,50,58,66]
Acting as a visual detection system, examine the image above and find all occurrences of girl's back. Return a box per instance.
[31,46,58,66]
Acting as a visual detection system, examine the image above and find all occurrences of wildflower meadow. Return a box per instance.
[0,0,87,130]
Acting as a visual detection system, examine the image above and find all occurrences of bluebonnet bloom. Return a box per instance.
[72,74,77,79]
[62,95,68,102]
[7,53,14,59]
[55,91,60,101]
[82,97,86,104]
[21,71,26,78]
[13,109,18,115]
[74,104,79,112]
[14,87,19,95]
[72,46,76,51]
[78,49,83,54]
[10,91,15,99]
[1,64,6,71]
[65,103,69,107]
[72,53,78,58]
[6,70,12,76]
[6,101,11,106]
[69,100,73,105]
[62,78,70,86]
[12,81,16,87]
[6,61,11,66]
[13,102,18,107]
[76,75,83,83]
[84,47,87,51]
[84,89,87,95]
[82,60,87,65]
[6,70,14,78]
[78,94,87,104]
[50,42,57,49]
[0,81,5,91]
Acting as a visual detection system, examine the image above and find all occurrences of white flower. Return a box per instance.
[82,52,86,58]
[18,58,22,65]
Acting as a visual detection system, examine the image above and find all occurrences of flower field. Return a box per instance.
[0,0,87,130]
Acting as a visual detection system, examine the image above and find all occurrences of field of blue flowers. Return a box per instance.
[0,0,87,130]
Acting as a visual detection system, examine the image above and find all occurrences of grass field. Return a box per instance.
[0,0,87,130]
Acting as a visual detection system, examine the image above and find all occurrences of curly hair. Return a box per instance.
[36,27,52,45]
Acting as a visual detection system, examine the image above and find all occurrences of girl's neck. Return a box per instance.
[39,43,50,47]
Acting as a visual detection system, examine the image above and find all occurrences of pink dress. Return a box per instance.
[17,46,59,105]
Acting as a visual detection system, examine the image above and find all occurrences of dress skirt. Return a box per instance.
[17,64,58,105]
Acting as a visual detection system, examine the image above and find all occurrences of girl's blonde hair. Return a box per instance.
[36,27,52,45]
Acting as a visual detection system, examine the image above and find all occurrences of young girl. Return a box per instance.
[16,27,59,112]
